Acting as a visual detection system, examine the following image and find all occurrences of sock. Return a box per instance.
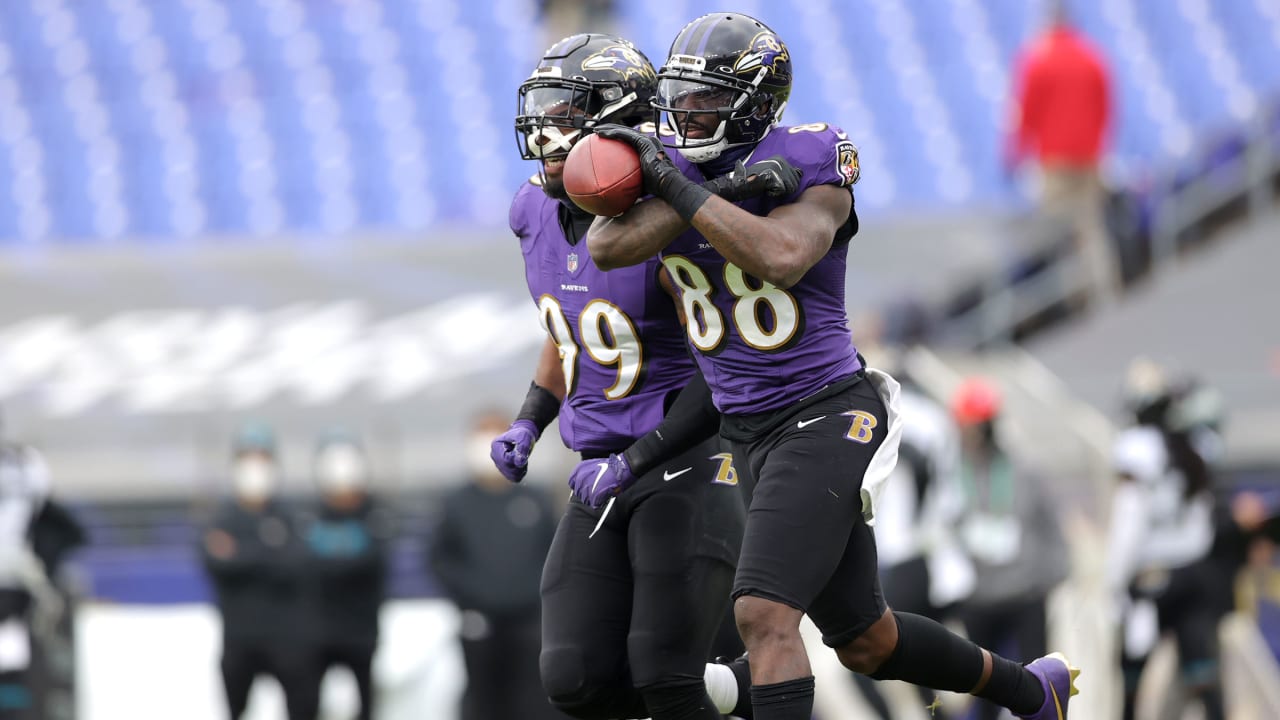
[750,676,813,720]
[974,656,1045,716]
[867,612,1046,716]
[703,662,738,715]
[868,612,983,690]
[641,676,721,720]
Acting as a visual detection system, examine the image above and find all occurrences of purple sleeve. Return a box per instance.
[778,124,861,200]
[509,181,545,306]
[509,179,539,238]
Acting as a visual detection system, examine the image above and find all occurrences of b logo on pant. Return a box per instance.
[841,410,877,444]
[709,452,739,486]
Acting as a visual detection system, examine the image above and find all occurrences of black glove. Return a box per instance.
[704,155,804,202]
[593,124,711,222]
[745,155,803,197]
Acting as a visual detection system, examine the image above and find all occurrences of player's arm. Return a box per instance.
[587,200,688,270]
[588,124,807,270]
[566,370,719,507]
[586,165,772,269]
[689,184,849,289]
[625,372,719,475]
[1103,472,1146,605]
[532,336,567,402]
[491,338,565,483]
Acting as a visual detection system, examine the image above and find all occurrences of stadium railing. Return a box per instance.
[930,92,1280,352]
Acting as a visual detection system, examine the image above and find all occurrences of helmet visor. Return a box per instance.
[519,84,596,124]
[654,76,744,149]
[655,78,738,113]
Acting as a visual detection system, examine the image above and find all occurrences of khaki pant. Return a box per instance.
[1040,165,1121,306]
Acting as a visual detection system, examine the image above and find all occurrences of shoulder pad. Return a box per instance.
[773,123,860,188]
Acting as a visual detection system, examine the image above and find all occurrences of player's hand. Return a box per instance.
[745,156,802,197]
[704,156,803,202]
[593,124,690,201]
[490,420,539,483]
[702,160,755,201]
[567,453,637,508]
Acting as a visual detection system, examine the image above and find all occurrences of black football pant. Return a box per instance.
[220,638,318,720]
[539,449,742,720]
[313,641,376,720]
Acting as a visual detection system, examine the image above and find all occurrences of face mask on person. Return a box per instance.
[315,443,369,495]
[233,456,277,501]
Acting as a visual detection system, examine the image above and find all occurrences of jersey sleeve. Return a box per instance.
[509,179,540,239]
[778,123,861,198]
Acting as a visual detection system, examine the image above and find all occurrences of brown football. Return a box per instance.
[563,134,644,217]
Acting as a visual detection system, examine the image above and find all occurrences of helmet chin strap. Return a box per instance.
[676,136,728,163]
[697,143,753,176]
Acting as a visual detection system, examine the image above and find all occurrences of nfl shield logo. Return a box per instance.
[567,253,579,272]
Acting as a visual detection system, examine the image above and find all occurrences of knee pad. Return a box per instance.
[540,646,585,704]
[627,628,706,688]
[541,647,644,720]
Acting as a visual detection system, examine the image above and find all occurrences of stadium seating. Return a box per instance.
[70,497,441,603]
[0,0,1276,241]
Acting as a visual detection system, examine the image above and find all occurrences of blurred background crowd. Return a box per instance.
[0,0,1276,718]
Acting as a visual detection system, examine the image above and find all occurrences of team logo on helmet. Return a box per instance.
[732,32,790,77]
[582,45,656,83]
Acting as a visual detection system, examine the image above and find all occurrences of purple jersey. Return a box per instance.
[661,123,864,415]
[510,178,696,454]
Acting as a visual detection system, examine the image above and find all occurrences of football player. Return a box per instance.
[574,13,1080,720]
[496,33,779,719]
[1108,360,1225,720]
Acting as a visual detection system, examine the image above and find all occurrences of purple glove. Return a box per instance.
[567,453,637,508]
[490,420,539,483]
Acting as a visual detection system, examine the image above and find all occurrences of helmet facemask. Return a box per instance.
[515,34,658,197]
[655,62,783,163]
[515,75,647,159]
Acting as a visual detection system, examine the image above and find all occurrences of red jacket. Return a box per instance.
[1009,27,1111,167]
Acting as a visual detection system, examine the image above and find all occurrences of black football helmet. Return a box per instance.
[654,13,793,162]
[515,34,658,161]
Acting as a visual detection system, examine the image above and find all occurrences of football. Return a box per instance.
[563,134,644,217]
